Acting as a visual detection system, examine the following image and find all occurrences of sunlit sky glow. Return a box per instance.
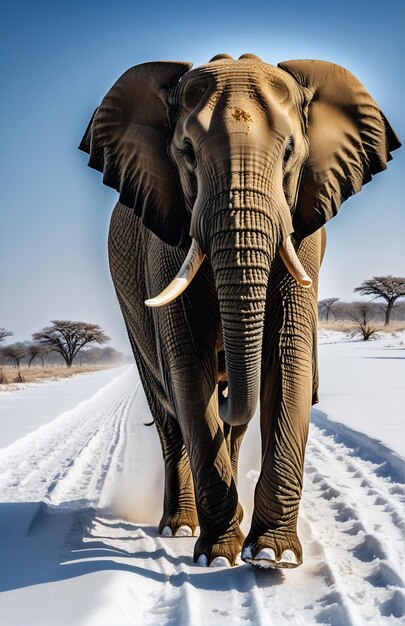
[1,0,404,351]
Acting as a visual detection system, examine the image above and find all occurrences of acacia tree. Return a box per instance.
[318,298,340,322]
[354,276,405,326]
[33,321,110,367]
[1,343,28,367]
[26,342,50,367]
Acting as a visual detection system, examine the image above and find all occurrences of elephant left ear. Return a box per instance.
[278,59,401,239]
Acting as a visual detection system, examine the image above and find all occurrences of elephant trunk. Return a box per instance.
[215,258,268,426]
[201,190,292,426]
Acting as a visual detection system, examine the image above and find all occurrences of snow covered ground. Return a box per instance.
[0,335,403,625]
[0,367,129,448]
[317,330,405,466]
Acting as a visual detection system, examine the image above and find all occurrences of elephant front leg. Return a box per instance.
[155,415,199,537]
[190,417,244,566]
[174,377,244,566]
[243,281,317,569]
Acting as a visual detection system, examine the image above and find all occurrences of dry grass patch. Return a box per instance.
[0,365,120,387]
[318,320,405,334]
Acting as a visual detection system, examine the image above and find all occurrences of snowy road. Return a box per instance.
[0,362,404,625]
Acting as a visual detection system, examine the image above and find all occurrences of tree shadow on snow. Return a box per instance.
[0,500,284,593]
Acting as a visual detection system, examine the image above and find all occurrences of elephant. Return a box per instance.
[80,53,400,569]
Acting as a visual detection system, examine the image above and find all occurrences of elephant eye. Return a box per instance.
[283,138,294,167]
[181,140,198,170]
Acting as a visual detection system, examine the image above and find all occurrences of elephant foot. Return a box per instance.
[241,528,303,569]
[159,510,199,537]
[193,523,244,567]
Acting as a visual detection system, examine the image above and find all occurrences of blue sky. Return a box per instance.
[1,0,404,351]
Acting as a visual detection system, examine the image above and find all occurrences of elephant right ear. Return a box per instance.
[79,61,192,247]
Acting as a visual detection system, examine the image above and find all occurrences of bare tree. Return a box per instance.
[318,298,340,322]
[350,304,379,341]
[0,328,13,343]
[0,329,14,383]
[354,276,405,326]
[26,342,50,367]
[1,342,29,367]
[32,321,110,367]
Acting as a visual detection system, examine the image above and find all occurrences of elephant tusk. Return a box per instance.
[279,236,312,288]
[145,239,205,307]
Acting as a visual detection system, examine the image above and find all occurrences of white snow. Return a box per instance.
[317,331,405,459]
[0,336,403,625]
[0,366,128,448]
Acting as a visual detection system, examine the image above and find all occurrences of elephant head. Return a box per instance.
[80,54,400,426]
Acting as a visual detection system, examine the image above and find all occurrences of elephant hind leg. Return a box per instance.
[155,415,199,537]
[134,353,198,537]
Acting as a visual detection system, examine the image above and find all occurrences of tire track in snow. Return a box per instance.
[0,368,135,505]
[301,424,405,625]
[48,382,137,508]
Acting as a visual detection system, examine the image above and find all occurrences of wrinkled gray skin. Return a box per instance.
[81,54,400,568]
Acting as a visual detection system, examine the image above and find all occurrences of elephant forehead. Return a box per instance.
[177,62,296,138]
[178,60,295,105]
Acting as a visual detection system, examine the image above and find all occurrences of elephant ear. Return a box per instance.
[278,59,401,239]
[79,61,192,246]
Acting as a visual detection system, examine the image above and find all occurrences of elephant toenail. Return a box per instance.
[279,549,298,565]
[256,548,276,562]
[210,556,231,567]
[174,525,193,537]
[161,526,173,537]
[243,547,277,568]
[196,554,208,567]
